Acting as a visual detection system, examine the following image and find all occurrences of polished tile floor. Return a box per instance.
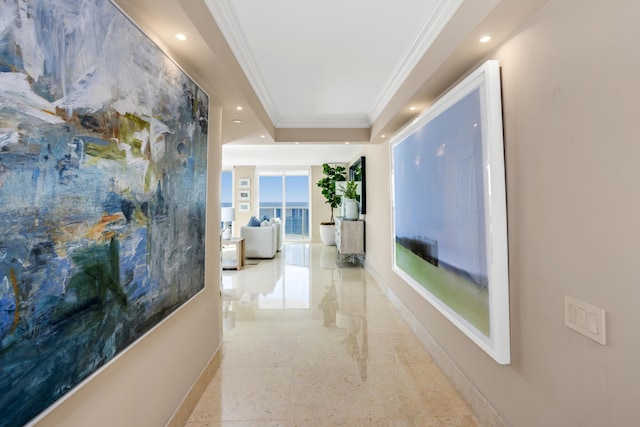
[186,242,478,427]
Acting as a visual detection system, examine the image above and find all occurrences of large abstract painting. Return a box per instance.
[390,61,510,364]
[0,1,209,425]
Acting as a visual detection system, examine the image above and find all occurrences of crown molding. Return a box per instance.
[204,0,281,124]
[206,0,463,131]
[367,0,464,124]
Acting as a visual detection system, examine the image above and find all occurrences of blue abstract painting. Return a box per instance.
[0,1,209,425]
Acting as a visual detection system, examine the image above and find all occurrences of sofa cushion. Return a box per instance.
[247,216,261,227]
[260,214,270,222]
[260,220,270,227]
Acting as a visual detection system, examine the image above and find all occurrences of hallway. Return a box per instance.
[186,242,478,426]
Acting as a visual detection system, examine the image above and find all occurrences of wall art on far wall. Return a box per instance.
[238,178,251,188]
[0,0,209,426]
[238,190,251,201]
[238,202,250,212]
[390,60,510,364]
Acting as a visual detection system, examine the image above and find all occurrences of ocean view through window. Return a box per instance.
[221,171,232,231]
[259,173,309,240]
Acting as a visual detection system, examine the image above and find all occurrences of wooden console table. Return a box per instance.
[335,217,364,265]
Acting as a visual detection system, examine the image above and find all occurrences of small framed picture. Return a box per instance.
[238,202,250,212]
[238,178,250,189]
[238,190,250,201]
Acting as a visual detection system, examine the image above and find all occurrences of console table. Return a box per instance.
[335,217,364,265]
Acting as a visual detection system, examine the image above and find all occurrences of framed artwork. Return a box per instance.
[390,60,510,364]
[238,191,251,201]
[0,0,209,425]
[238,202,251,212]
[238,178,251,189]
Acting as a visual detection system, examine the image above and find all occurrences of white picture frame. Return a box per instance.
[238,190,250,201]
[238,202,250,212]
[390,60,510,364]
[238,178,250,189]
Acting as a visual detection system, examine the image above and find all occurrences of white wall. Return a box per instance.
[362,0,640,425]
[232,166,256,236]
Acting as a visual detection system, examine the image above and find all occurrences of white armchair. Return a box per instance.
[241,224,278,258]
[269,218,282,251]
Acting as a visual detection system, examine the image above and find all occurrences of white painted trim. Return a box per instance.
[206,0,463,129]
[367,0,464,123]
[204,0,281,124]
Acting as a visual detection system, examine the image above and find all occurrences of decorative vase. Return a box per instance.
[344,198,359,220]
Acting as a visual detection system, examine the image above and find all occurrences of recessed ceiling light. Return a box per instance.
[381,134,387,138]
[260,135,266,138]
[479,35,492,43]
[175,33,188,41]
[409,106,417,111]
[345,142,350,145]
[295,142,299,145]
[232,119,242,124]
[235,106,243,111]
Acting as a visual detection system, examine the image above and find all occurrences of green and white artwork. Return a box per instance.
[391,60,510,364]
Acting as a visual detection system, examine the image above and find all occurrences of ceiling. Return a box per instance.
[115,0,548,166]
[205,0,462,129]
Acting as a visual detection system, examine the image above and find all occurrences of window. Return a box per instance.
[258,169,310,240]
[221,170,232,207]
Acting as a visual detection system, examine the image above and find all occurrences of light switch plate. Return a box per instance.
[564,295,606,345]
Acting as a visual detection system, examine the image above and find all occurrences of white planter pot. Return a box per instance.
[319,223,336,246]
[344,198,359,220]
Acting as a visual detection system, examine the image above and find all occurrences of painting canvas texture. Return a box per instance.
[391,61,509,364]
[0,0,209,425]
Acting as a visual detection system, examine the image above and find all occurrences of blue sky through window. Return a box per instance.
[221,171,232,206]
[286,176,309,204]
[260,176,283,203]
[259,175,308,205]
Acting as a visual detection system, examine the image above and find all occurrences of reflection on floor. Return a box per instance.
[187,242,478,426]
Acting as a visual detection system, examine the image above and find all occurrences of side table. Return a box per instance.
[221,237,245,270]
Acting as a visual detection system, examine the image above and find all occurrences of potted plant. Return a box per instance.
[342,180,359,220]
[316,163,346,245]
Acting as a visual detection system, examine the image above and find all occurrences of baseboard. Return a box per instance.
[165,347,222,427]
[364,261,508,427]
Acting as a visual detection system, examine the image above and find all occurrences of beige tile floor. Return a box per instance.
[187,242,478,427]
